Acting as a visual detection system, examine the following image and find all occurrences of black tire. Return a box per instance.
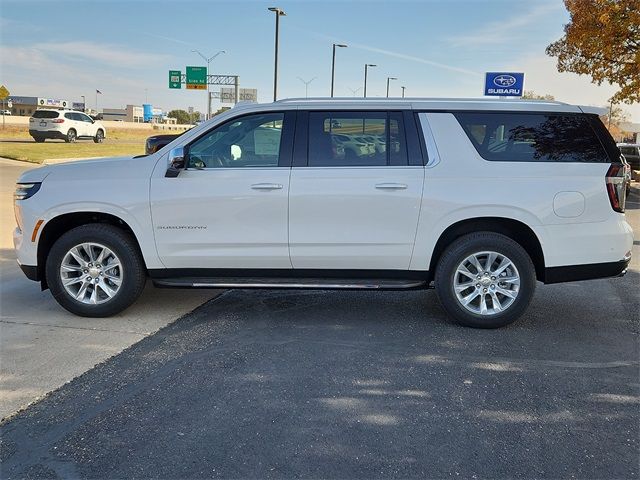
[46,224,146,317]
[32,136,45,143]
[93,129,104,143]
[65,129,77,143]
[434,232,536,328]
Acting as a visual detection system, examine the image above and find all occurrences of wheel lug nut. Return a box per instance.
[491,276,496,281]
[476,283,480,288]
[483,288,487,293]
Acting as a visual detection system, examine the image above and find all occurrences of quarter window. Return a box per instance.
[187,113,284,168]
[455,112,609,163]
[308,111,407,167]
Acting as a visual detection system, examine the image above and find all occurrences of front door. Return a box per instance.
[289,110,424,270]
[151,111,295,269]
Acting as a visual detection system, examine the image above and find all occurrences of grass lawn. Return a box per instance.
[0,141,145,163]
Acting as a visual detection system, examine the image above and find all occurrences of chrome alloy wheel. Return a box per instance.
[453,251,520,316]
[59,242,123,304]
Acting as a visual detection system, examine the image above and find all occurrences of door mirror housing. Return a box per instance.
[165,146,186,178]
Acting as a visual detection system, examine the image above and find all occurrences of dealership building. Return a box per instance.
[5,96,84,117]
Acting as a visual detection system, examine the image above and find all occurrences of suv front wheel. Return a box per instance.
[435,232,536,328]
[46,224,146,317]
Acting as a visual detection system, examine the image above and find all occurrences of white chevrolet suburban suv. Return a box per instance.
[29,109,106,143]
[13,98,633,328]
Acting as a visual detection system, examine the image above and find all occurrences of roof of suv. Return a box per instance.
[229,97,602,115]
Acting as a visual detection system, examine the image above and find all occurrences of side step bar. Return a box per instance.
[152,277,429,290]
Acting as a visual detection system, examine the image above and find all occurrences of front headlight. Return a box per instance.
[14,183,41,201]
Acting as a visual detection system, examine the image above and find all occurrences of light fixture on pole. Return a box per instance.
[297,76,317,98]
[401,86,406,98]
[191,49,226,120]
[268,7,287,102]
[330,43,347,97]
[363,64,376,98]
[386,77,397,98]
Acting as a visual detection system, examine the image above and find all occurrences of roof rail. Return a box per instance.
[275,97,568,105]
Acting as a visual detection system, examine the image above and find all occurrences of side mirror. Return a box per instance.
[165,146,186,178]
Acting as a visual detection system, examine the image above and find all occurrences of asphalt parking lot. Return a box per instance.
[1,188,639,478]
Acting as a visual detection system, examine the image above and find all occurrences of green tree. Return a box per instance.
[167,109,191,124]
[546,0,640,104]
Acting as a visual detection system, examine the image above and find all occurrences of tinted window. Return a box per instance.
[620,146,639,156]
[308,111,407,167]
[64,113,77,120]
[32,110,59,119]
[187,112,284,168]
[78,113,93,123]
[455,112,609,163]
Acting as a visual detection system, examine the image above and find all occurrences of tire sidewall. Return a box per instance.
[46,225,145,317]
[94,129,104,143]
[66,129,76,143]
[435,233,536,328]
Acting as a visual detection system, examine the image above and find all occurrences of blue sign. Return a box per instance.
[484,72,524,97]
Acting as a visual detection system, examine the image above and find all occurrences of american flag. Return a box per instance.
[96,89,102,94]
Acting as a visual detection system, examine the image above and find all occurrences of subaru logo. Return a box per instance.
[493,75,516,87]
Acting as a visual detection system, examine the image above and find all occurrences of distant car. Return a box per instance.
[1,110,11,115]
[618,143,640,170]
[145,132,184,154]
[29,109,106,143]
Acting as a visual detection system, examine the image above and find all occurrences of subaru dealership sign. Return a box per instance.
[484,72,524,97]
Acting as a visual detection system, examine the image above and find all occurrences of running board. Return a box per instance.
[152,277,428,290]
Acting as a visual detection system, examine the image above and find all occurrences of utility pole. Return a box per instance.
[330,43,347,97]
[363,64,376,98]
[268,7,286,102]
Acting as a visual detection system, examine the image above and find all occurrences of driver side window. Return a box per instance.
[187,112,284,169]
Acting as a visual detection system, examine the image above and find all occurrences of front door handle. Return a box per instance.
[375,183,408,190]
[251,183,283,190]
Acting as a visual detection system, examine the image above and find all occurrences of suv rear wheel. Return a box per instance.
[65,129,77,143]
[46,224,146,317]
[32,136,45,143]
[435,232,536,328]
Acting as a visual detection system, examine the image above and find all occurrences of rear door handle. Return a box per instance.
[375,183,408,190]
[251,183,283,190]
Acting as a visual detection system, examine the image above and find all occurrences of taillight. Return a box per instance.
[605,164,628,213]
[52,118,64,123]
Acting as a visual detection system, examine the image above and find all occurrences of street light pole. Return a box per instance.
[401,86,406,98]
[80,95,86,112]
[386,77,397,97]
[268,7,286,102]
[363,64,376,98]
[330,43,347,97]
[297,76,317,98]
[192,49,226,120]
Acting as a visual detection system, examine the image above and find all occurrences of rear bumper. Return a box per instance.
[544,258,630,284]
[29,129,66,140]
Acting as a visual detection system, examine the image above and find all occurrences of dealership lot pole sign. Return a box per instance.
[484,72,524,97]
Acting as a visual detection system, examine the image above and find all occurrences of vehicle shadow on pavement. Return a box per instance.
[1,273,638,479]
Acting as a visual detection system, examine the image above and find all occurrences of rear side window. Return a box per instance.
[308,111,407,167]
[454,112,609,163]
[32,110,59,119]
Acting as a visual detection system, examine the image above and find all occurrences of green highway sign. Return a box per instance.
[169,70,181,89]
[186,66,207,90]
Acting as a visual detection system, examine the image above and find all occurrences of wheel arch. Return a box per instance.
[37,212,146,289]
[428,217,545,282]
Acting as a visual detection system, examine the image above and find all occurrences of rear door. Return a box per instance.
[288,110,424,270]
[67,113,85,136]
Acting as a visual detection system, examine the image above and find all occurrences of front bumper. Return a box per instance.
[19,263,40,281]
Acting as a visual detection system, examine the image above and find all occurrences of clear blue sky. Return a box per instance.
[1,0,638,121]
